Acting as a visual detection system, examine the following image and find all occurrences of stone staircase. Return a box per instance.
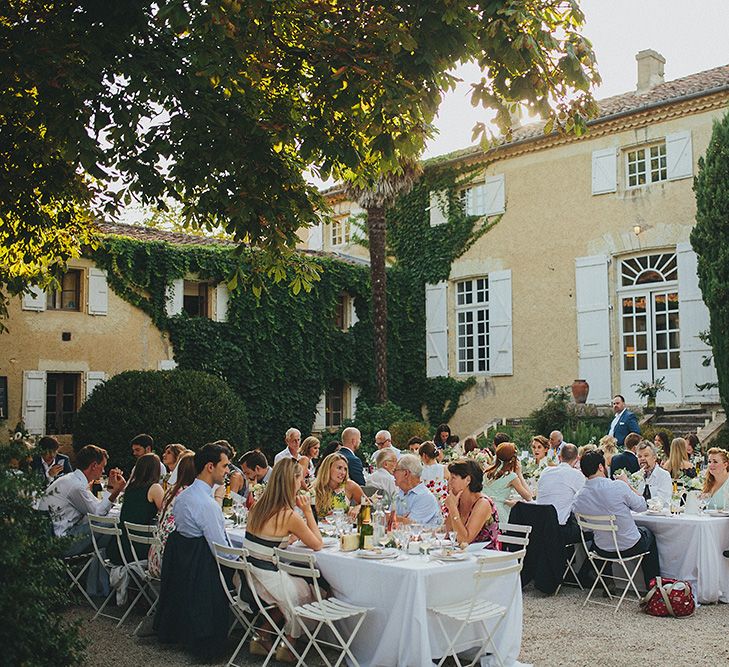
[649,407,715,436]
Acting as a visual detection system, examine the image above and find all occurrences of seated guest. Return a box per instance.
[491,432,510,457]
[445,459,500,549]
[573,450,660,588]
[339,427,366,486]
[273,428,301,465]
[704,447,729,510]
[130,433,166,481]
[108,453,164,565]
[653,431,670,457]
[463,437,479,454]
[483,443,532,524]
[240,449,273,497]
[685,433,701,460]
[433,424,451,451]
[577,443,597,462]
[368,449,398,501]
[162,443,187,486]
[406,436,424,453]
[530,435,551,468]
[299,436,320,485]
[609,432,641,479]
[419,441,449,483]
[31,435,73,486]
[547,430,565,464]
[212,441,245,504]
[392,454,442,527]
[148,452,196,579]
[370,430,402,465]
[244,459,323,661]
[599,435,618,474]
[313,453,363,517]
[315,441,341,474]
[172,442,233,553]
[536,444,584,543]
[635,442,672,505]
[662,437,697,479]
[39,444,126,555]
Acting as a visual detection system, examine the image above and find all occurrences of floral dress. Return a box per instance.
[147,485,188,579]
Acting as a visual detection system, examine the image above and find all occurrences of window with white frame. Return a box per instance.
[462,185,486,216]
[456,277,489,374]
[626,142,667,188]
[330,216,351,246]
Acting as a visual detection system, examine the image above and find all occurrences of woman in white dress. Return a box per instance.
[419,441,450,483]
[244,458,323,662]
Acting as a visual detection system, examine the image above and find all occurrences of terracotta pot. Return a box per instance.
[571,379,589,404]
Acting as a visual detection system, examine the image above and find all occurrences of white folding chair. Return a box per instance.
[428,549,526,667]
[554,542,584,596]
[62,551,98,610]
[274,547,372,667]
[212,542,294,667]
[498,523,532,550]
[87,513,125,623]
[574,512,649,613]
[121,521,161,633]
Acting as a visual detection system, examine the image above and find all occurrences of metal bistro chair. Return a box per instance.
[497,523,532,551]
[87,513,125,623]
[274,547,372,667]
[212,542,296,667]
[122,521,161,633]
[554,541,584,596]
[428,549,526,667]
[574,512,649,613]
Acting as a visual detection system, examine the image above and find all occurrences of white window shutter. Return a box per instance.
[215,283,229,322]
[425,282,449,377]
[312,392,326,431]
[165,278,184,316]
[87,268,108,316]
[483,174,506,216]
[158,359,178,370]
[666,131,693,181]
[591,148,617,195]
[348,296,358,327]
[677,242,719,402]
[575,256,612,404]
[22,286,46,312]
[488,270,513,375]
[85,371,106,400]
[429,190,449,226]
[348,384,360,419]
[23,370,46,435]
[309,222,323,250]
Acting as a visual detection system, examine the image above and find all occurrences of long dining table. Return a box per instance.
[227,526,524,666]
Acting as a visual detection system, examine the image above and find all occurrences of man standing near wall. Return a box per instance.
[607,395,641,447]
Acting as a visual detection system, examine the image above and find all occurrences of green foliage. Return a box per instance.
[528,389,571,438]
[692,111,729,414]
[0,460,86,666]
[73,370,248,472]
[641,425,675,450]
[527,386,612,443]
[389,420,432,449]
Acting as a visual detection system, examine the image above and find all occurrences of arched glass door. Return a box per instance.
[619,253,682,405]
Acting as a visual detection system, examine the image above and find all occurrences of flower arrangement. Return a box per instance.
[613,468,645,489]
[465,449,493,470]
[631,376,675,409]
[521,459,545,481]
[678,473,705,491]
[248,481,267,504]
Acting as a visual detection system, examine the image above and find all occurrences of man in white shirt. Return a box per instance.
[368,449,398,501]
[572,450,660,588]
[273,428,301,465]
[370,429,402,465]
[547,430,565,463]
[39,444,126,555]
[631,442,673,506]
[537,444,584,542]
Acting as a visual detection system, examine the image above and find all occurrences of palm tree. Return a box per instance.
[345,161,422,403]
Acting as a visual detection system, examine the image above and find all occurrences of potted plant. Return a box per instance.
[631,377,675,412]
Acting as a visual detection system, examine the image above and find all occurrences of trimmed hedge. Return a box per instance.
[73,369,248,471]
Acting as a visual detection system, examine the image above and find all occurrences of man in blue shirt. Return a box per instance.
[393,454,442,527]
[173,442,232,553]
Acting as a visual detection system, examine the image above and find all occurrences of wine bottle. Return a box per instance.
[358,505,373,550]
[222,482,233,515]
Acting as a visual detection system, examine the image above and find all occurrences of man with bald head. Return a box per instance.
[273,427,301,465]
[370,429,402,465]
[339,426,365,486]
[548,430,564,463]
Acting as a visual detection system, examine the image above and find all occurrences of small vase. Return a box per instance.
[571,379,589,404]
[646,396,657,412]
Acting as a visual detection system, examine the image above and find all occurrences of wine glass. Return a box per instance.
[332,508,345,536]
[434,524,447,549]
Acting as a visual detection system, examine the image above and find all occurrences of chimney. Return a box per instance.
[636,49,665,93]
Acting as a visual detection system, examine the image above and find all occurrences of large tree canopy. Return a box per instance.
[1,0,599,305]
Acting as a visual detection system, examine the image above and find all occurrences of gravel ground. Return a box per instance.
[70,585,729,667]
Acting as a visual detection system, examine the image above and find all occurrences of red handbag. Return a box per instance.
[641,576,695,617]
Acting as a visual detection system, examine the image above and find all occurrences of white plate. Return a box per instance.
[430,548,468,561]
[704,509,729,516]
[644,510,670,516]
[355,548,398,560]
[292,537,338,549]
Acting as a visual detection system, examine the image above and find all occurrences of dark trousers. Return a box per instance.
[594,525,660,588]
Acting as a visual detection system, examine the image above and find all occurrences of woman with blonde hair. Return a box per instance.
[162,443,187,485]
[483,443,532,523]
[703,448,729,510]
[313,453,364,517]
[244,459,323,661]
[662,437,696,479]
[599,435,618,473]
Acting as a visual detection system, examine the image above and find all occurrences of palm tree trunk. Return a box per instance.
[367,204,388,403]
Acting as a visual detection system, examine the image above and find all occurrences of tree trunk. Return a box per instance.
[367,204,388,403]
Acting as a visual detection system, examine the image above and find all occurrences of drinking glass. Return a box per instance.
[435,524,447,548]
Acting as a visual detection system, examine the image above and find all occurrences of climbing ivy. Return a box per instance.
[89,162,493,452]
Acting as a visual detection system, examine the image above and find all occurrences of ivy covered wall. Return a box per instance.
[90,165,491,449]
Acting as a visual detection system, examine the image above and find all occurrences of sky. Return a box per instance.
[422,0,729,159]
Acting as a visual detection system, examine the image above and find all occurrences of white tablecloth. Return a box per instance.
[228,528,523,666]
[634,513,729,603]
